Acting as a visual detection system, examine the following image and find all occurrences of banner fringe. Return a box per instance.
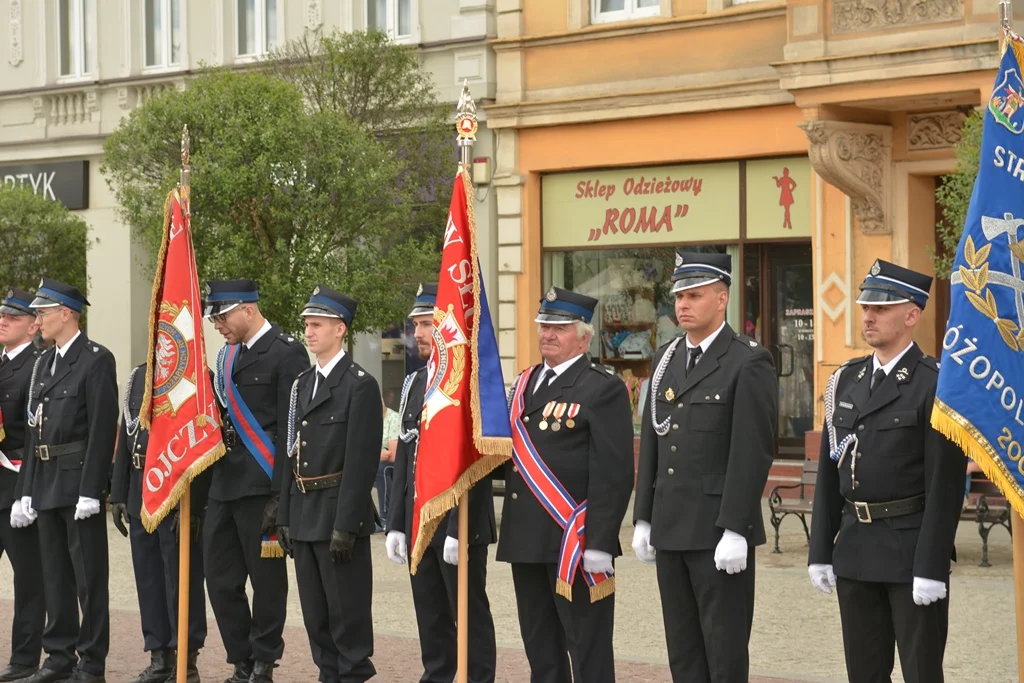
[931,399,1024,521]
[463,168,513,461]
[0,425,5,443]
[589,576,615,603]
[139,190,176,432]
[556,579,573,601]
[261,542,284,559]
[139,439,225,533]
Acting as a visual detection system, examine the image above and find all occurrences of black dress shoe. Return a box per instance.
[17,669,70,683]
[223,661,252,683]
[249,662,276,683]
[167,651,200,683]
[68,667,104,683]
[129,649,173,683]
[0,664,38,682]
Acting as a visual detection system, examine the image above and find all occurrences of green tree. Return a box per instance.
[0,185,91,295]
[934,110,985,278]
[101,69,439,335]
[262,30,455,240]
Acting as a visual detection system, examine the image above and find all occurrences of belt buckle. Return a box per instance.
[37,445,50,461]
[854,501,873,523]
[132,453,144,470]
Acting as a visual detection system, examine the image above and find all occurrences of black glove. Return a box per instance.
[277,526,293,557]
[110,502,129,538]
[329,530,355,564]
[169,510,202,541]
[261,496,279,537]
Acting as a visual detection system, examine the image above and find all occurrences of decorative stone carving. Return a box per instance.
[907,111,966,151]
[117,88,130,109]
[800,120,893,235]
[832,0,963,34]
[9,0,23,67]
[306,0,322,31]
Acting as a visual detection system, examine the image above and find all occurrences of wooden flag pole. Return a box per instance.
[176,490,191,683]
[175,124,192,683]
[457,495,470,683]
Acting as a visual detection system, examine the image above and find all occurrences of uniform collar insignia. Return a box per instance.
[896,367,909,382]
[856,366,867,381]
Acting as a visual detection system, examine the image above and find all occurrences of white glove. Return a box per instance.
[385,530,407,565]
[20,496,36,523]
[632,521,656,564]
[9,500,30,528]
[443,536,459,565]
[713,529,748,574]
[912,577,947,606]
[582,549,614,575]
[73,496,101,521]
[808,564,837,594]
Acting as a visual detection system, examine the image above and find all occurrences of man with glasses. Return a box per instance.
[0,288,45,682]
[204,279,309,683]
[18,277,118,683]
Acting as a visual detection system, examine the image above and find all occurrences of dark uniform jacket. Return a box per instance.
[496,355,634,564]
[277,353,383,542]
[111,364,212,518]
[0,343,41,510]
[211,325,309,502]
[634,324,778,551]
[809,345,966,584]
[386,367,496,548]
[21,333,118,511]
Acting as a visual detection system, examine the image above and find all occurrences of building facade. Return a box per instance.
[487,0,1007,458]
[0,0,499,404]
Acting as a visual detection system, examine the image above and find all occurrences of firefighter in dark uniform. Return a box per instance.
[18,277,119,683]
[498,287,634,683]
[276,286,382,683]
[808,260,966,683]
[204,280,309,683]
[384,283,498,683]
[633,251,778,683]
[0,288,45,682]
[110,363,212,683]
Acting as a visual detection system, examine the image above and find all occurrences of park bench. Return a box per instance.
[767,460,1013,566]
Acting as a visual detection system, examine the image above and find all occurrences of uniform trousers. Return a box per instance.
[36,506,110,676]
[203,496,288,664]
[0,511,45,667]
[293,536,375,683]
[836,577,949,683]
[510,562,615,683]
[410,543,496,683]
[129,513,208,653]
[655,547,755,683]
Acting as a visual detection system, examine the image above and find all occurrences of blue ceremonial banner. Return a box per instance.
[933,32,1024,517]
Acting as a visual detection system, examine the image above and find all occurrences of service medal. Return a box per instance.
[539,401,556,430]
[665,388,675,402]
[566,403,580,429]
[551,402,567,431]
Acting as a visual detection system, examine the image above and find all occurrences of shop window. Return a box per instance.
[237,0,278,58]
[544,245,740,433]
[592,0,661,24]
[144,0,183,69]
[57,0,95,79]
[367,0,416,42]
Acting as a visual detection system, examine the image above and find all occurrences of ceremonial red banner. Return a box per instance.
[138,188,226,532]
[410,170,512,573]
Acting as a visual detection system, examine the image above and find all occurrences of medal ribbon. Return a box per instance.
[509,367,614,603]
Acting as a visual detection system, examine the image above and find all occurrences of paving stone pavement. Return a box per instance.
[0,498,1016,682]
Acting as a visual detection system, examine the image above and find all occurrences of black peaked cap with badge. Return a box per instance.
[535,286,598,324]
[301,285,357,327]
[203,279,260,318]
[671,250,732,293]
[855,259,933,309]
[30,277,90,313]
[0,288,35,316]
[409,283,438,318]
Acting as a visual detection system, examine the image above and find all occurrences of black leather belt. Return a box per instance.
[35,440,86,461]
[845,494,925,523]
[294,471,342,494]
[224,430,276,450]
[132,453,144,470]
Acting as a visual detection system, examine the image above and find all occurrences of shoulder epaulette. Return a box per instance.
[732,332,761,350]
[919,355,940,372]
[841,355,870,368]
[348,362,368,379]
[589,362,616,376]
[296,366,316,379]
[277,331,300,345]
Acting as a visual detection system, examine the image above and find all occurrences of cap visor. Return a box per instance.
[301,306,342,319]
[408,306,434,318]
[671,277,722,294]
[0,304,31,316]
[204,302,240,318]
[856,289,910,305]
[534,312,577,324]
[29,296,61,309]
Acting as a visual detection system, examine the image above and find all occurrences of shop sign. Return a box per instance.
[542,162,740,249]
[0,160,90,210]
[745,157,811,239]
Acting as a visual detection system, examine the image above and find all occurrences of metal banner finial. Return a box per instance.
[455,80,478,169]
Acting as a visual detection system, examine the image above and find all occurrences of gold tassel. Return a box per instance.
[139,190,176,432]
[0,425,6,443]
[555,579,573,601]
[589,577,616,603]
[261,541,284,559]
[931,399,1024,520]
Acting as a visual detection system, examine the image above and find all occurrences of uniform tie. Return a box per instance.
[312,371,327,400]
[0,353,7,369]
[534,367,557,394]
[870,368,886,394]
[686,346,703,374]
